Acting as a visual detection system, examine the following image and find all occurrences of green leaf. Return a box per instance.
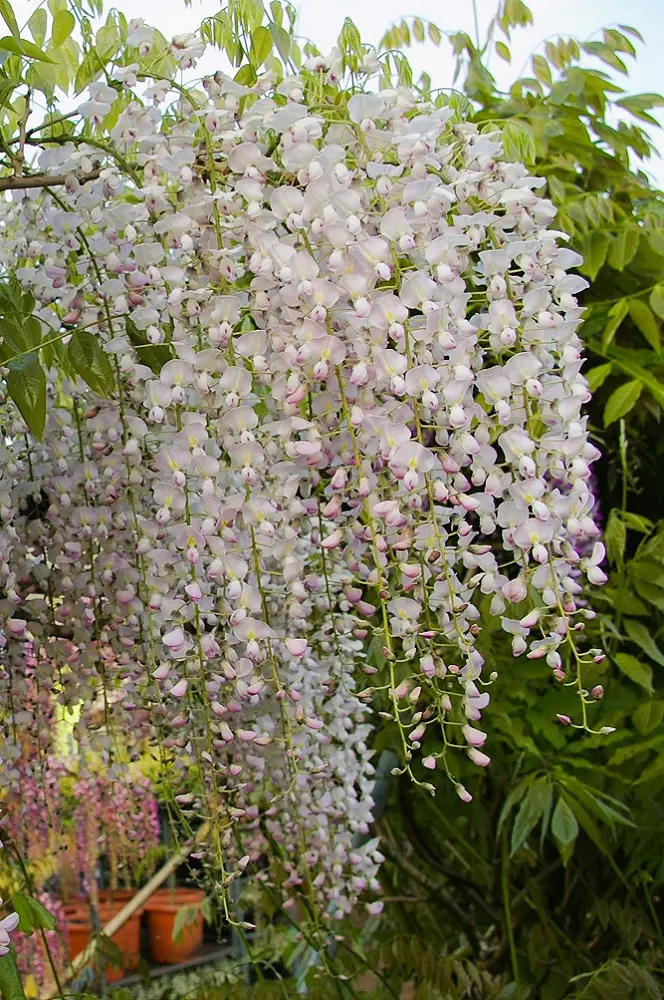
[539,781,554,848]
[28,8,47,47]
[582,196,600,228]
[95,932,124,969]
[249,25,272,67]
[6,353,46,440]
[532,54,551,86]
[543,40,560,70]
[397,19,411,47]
[628,299,660,351]
[600,298,628,351]
[51,9,74,47]
[0,0,19,39]
[581,230,609,281]
[497,774,534,836]
[27,60,57,97]
[95,23,117,60]
[74,48,103,93]
[609,588,648,616]
[0,318,27,356]
[616,92,664,116]
[603,28,636,57]
[624,619,664,667]
[607,348,664,408]
[560,793,610,855]
[603,379,642,426]
[0,35,55,62]
[11,894,34,933]
[618,24,644,42]
[586,362,612,392]
[502,120,536,164]
[339,17,362,64]
[632,700,664,736]
[25,896,55,932]
[23,316,42,351]
[11,893,56,934]
[551,796,578,865]
[268,0,282,25]
[68,331,115,397]
[495,41,511,63]
[650,285,664,321]
[631,574,664,612]
[234,63,257,86]
[569,786,634,828]
[496,985,518,1000]
[637,753,664,785]
[172,903,200,943]
[510,778,550,855]
[269,21,291,65]
[607,227,640,271]
[428,22,441,46]
[614,652,653,694]
[0,946,26,1000]
[605,509,627,567]
[619,511,653,533]
[581,40,628,73]
[649,230,664,257]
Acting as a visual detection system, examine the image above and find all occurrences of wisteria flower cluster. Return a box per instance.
[0,18,605,928]
[71,770,161,897]
[1,651,65,864]
[0,900,19,958]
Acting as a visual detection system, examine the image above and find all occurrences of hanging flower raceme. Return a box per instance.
[0,26,605,927]
[70,770,160,894]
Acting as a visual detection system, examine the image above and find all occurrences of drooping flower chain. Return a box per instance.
[0,27,606,922]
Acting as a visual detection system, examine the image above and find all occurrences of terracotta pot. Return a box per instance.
[65,889,145,915]
[100,888,146,916]
[65,902,142,981]
[144,888,205,964]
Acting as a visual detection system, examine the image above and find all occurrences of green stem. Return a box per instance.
[472,0,481,49]
[501,831,520,1000]
[10,846,65,998]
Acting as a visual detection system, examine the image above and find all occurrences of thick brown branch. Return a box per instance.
[0,169,100,191]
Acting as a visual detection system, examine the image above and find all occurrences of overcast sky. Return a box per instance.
[12,0,664,183]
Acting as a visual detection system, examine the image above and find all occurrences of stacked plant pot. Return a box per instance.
[63,886,206,977]
[64,891,142,983]
[144,888,206,964]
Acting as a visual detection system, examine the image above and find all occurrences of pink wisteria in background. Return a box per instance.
[72,771,161,895]
[0,19,604,924]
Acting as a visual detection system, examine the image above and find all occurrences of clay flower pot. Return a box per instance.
[65,889,144,915]
[144,888,205,964]
[100,888,145,911]
[65,901,142,982]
